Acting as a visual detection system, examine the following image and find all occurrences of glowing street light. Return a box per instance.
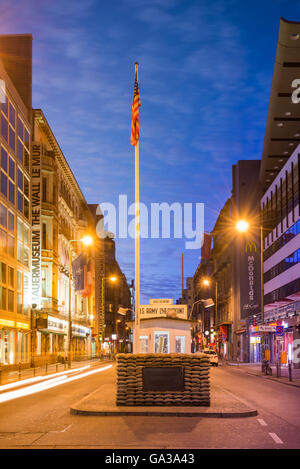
[235,219,249,233]
[80,235,93,246]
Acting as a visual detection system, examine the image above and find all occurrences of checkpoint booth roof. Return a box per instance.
[127,299,197,354]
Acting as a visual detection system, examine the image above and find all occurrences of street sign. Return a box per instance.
[258,325,276,332]
[276,325,284,336]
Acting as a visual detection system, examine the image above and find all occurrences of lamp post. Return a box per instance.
[68,235,93,369]
[116,318,122,353]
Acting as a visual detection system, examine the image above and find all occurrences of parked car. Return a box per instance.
[203,350,219,366]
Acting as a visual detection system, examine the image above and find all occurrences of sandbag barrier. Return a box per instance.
[116,353,210,407]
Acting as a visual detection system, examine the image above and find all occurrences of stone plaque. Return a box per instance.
[142,367,184,392]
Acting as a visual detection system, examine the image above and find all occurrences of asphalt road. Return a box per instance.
[0,362,299,450]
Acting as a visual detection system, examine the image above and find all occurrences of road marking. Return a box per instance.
[257,419,267,426]
[269,433,283,445]
[61,424,72,433]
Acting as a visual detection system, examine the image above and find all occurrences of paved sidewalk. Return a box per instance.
[225,362,300,388]
[70,366,257,418]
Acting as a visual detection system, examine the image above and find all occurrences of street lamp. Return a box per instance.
[235,219,265,372]
[68,235,93,369]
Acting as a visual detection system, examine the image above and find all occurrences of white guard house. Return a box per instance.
[129,299,195,354]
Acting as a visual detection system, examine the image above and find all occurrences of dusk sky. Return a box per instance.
[2,0,300,303]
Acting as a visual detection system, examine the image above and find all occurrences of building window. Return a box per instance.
[41,267,48,298]
[0,262,14,312]
[17,218,30,267]
[175,336,186,353]
[154,331,169,353]
[42,177,47,202]
[139,336,149,353]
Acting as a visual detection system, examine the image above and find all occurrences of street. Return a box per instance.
[0,362,299,449]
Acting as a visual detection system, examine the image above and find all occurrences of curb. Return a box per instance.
[226,364,300,389]
[70,406,258,419]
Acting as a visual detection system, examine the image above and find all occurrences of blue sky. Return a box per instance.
[2,0,300,303]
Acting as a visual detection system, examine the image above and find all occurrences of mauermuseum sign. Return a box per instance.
[31,142,42,308]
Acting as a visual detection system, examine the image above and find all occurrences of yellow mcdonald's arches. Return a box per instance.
[245,241,257,253]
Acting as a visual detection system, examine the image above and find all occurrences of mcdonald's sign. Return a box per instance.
[245,241,257,253]
[241,237,260,319]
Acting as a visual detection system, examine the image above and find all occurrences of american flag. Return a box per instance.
[130,69,141,146]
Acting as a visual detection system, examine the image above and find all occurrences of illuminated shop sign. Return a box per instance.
[241,240,260,319]
[72,324,90,337]
[31,143,42,308]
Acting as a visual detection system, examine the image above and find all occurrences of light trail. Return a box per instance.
[0,364,113,404]
[0,365,91,392]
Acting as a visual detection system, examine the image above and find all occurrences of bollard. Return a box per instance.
[56,362,58,373]
[18,362,21,380]
[0,365,2,385]
[276,361,281,378]
[288,362,292,382]
[45,361,48,374]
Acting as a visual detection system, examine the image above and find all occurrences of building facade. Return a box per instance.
[89,204,132,356]
[31,109,95,362]
[0,35,32,366]
[259,146,300,366]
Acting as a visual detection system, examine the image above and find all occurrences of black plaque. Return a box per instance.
[142,367,184,392]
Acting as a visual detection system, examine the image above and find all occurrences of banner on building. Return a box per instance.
[241,236,261,319]
[72,253,93,297]
[31,142,42,308]
[139,304,187,320]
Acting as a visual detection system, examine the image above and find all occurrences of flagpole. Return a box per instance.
[134,62,140,353]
